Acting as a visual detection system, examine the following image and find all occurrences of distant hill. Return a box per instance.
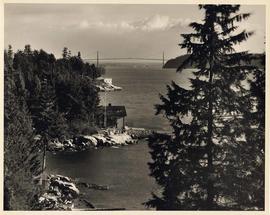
[163,53,264,69]
[163,54,192,69]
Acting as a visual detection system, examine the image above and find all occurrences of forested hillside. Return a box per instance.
[163,53,264,69]
[4,45,101,209]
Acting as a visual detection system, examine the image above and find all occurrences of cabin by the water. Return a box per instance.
[96,103,126,129]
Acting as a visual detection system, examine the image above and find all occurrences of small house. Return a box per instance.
[96,103,127,129]
[104,78,112,85]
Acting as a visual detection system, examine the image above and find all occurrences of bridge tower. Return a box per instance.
[162,51,165,68]
[97,51,99,68]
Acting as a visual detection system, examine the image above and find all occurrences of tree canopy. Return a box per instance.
[146,4,264,210]
[4,45,102,209]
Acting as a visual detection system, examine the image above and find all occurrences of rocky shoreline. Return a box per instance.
[47,127,153,153]
[38,128,154,210]
[37,174,113,210]
[37,175,79,210]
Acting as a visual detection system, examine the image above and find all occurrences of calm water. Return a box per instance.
[100,62,193,132]
[47,62,194,210]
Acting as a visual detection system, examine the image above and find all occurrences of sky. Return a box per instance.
[4,4,266,60]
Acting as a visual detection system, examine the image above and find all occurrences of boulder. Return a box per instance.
[83,135,98,146]
[48,139,64,151]
[38,193,59,210]
[63,139,74,148]
[37,174,80,210]
[108,133,133,145]
[92,134,107,146]
[51,174,72,182]
[50,179,79,199]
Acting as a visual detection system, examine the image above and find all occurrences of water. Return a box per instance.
[47,62,194,210]
[100,62,193,132]
[47,142,157,210]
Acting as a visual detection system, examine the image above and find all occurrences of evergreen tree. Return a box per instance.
[62,47,68,59]
[7,45,13,66]
[36,76,68,140]
[146,5,261,210]
[235,53,265,209]
[68,50,72,59]
[4,54,41,210]
[24,44,32,55]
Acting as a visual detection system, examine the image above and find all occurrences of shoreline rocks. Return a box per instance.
[37,175,80,210]
[47,127,153,153]
[77,181,109,190]
[37,175,110,210]
[125,126,154,139]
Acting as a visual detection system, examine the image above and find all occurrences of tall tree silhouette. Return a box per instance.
[62,47,68,59]
[146,5,262,210]
[4,49,41,210]
[236,52,265,209]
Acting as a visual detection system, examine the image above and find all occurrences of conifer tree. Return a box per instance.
[146,5,261,210]
[36,75,69,140]
[7,45,13,67]
[62,47,68,59]
[68,50,72,59]
[235,53,265,209]
[4,53,41,210]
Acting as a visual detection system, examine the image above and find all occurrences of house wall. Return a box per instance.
[104,78,112,85]
[116,117,124,129]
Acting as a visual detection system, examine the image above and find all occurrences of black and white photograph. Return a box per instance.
[2,1,267,211]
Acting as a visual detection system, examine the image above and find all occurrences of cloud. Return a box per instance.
[135,15,191,31]
[77,15,191,32]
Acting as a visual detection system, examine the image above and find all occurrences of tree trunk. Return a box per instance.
[206,29,215,208]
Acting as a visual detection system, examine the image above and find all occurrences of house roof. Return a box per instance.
[97,104,127,118]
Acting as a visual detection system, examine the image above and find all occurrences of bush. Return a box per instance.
[68,119,98,136]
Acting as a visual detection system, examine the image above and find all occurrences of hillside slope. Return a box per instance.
[163,53,264,69]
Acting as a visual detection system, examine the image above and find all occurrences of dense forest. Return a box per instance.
[147,5,265,210]
[4,45,102,209]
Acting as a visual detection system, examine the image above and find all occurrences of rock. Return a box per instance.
[84,136,98,146]
[108,133,133,145]
[50,179,79,199]
[47,127,144,153]
[126,127,153,139]
[63,139,74,148]
[77,181,109,190]
[48,139,64,151]
[38,193,59,210]
[92,134,107,146]
[34,134,42,141]
[37,174,80,210]
[51,174,72,182]
[82,199,95,208]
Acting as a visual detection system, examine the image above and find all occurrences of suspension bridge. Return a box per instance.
[83,51,168,67]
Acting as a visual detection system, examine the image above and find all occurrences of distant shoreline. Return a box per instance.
[163,53,265,69]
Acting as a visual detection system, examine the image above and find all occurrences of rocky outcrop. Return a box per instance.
[37,175,79,210]
[47,136,97,152]
[47,127,153,153]
[95,77,122,92]
[125,127,153,139]
[36,175,113,210]
[96,84,122,92]
[91,132,136,147]
[77,181,109,190]
[47,131,138,152]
